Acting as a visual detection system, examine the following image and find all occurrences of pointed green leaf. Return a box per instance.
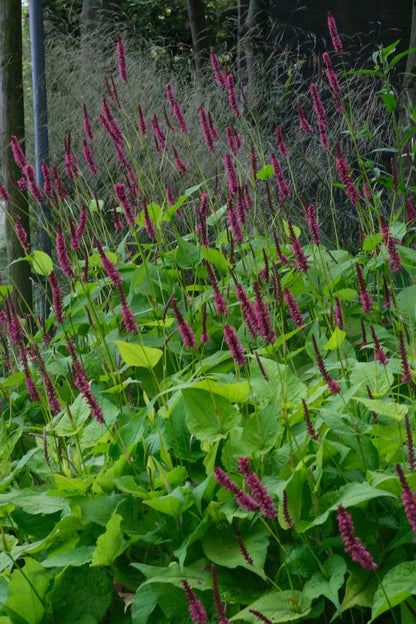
[182,388,241,442]
[371,561,416,621]
[31,250,53,276]
[114,341,162,368]
[256,165,274,180]
[91,512,126,566]
[231,590,312,622]
[324,327,346,350]
[5,558,51,624]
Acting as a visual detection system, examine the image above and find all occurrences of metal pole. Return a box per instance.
[29,0,51,319]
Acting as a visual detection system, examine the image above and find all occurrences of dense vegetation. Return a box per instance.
[1,12,416,623]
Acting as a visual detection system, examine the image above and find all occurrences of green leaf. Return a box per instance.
[144,485,193,517]
[43,546,95,568]
[241,402,281,454]
[0,489,67,515]
[138,202,162,228]
[182,388,241,442]
[31,250,53,276]
[54,393,91,436]
[341,567,378,613]
[48,565,112,623]
[256,165,274,180]
[114,341,162,368]
[89,198,104,212]
[304,555,346,612]
[231,590,312,622]
[91,512,126,566]
[324,327,346,350]
[379,90,397,112]
[202,523,269,577]
[397,284,416,324]
[371,561,416,621]
[5,558,51,624]
[362,234,382,251]
[350,362,393,397]
[132,584,160,624]
[354,397,408,421]
[297,482,396,532]
[192,378,251,403]
[201,246,229,274]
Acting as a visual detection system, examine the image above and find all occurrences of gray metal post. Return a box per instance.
[29,0,51,319]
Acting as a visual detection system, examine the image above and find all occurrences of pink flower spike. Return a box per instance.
[337,504,377,569]
[275,126,289,156]
[49,271,65,324]
[355,263,374,313]
[56,223,74,279]
[297,102,313,135]
[224,324,246,366]
[83,104,94,140]
[137,104,147,136]
[171,297,197,350]
[116,33,128,82]
[210,50,227,87]
[238,457,278,519]
[396,463,416,534]
[213,466,260,512]
[10,136,26,168]
[226,74,240,119]
[0,184,10,202]
[284,287,303,328]
[14,215,30,253]
[328,11,343,53]
[182,580,208,624]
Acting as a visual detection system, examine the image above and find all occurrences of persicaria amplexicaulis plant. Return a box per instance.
[2,20,416,624]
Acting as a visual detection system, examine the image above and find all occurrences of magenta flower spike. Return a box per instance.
[380,215,403,273]
[96,239,122,287]
[253,280,276,343]
[306,204,320,244]
[83,103,94,140]
[171,297,197,350]
[282,489,296,529]
[370,325,388,365]
[226,74,240,119]
[200,302,209,344]
[114,182,135,227]
[225,153,238,197]
[288,221,310,272]
[0,184,10,202]
[224,324,246,366]
[238,457,278,519]
[302,398,320,440]
[116,283,137,333]
[66,338,104,423]
[311,334,340,394]
[271,153,290,202]
[212,565,230,623]
[181,580,208,624]
[82,139,98,175]
[275,125,289,156]
[116,33,128,82]
[404,413,416,471]
[396,463,416,535]
[235,282,258,338]
[49,271,65,324]
[56,223,74,279]
[213,466,260,512]
[199,106,215,151]
[327,11,343,53]
[355,263,374,313]
[210,50,227,87]
[137,103,147,136]
[337,504,377,569]
[14,215,30,253]
[335,144,360,206]
[284,287,303,328]
[10,135,26,169]
[297,102,313,135]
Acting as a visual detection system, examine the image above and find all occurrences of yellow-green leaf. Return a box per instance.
[114,341,162,368]
[32,250,53,276]
[324,327,346,350]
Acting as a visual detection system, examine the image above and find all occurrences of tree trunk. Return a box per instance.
[0,0,32,315]
[240,0,270,111]
[80,0,122,65]
[186,0,210,83]
[403,0,416,107]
